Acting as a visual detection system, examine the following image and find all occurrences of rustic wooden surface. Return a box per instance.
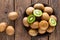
[0,0,60,40]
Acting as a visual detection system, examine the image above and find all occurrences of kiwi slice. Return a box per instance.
[33,9,42,17]
[49,18,57,26]
[28,15,36,23]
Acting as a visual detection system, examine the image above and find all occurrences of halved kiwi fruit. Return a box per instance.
[33,9,42,17]
[49,18,57,26]
[28,15,36,23]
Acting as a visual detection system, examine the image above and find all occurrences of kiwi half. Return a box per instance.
[49,18,57,26]
[33,9,42,17]
[28,15,36,23]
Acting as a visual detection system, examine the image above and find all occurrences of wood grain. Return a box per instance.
[31,0,48,40]
[49,0,60,40]
[0,0,60,40]
[0,0,14,40]
[15,0,31,40]
[32,0,48,4]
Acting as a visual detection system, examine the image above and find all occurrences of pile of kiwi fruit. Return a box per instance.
[0,12,18,36]
[23,3,57,36]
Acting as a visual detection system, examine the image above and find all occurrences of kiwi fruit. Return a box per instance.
[39,20,49,30]
[49,18,57,26]
[23,17,29,27]
[30,21,39,29]
[47,26,55,33]
[28,29,38,36]
[28,15,36,23]
[41,12,50,21]
[34,3,44,10]
[33,9,43,17]
[44,7,53,14]
[8,12,18,20]
[0,22,7,32]
[38,28,46,34]
[26,7,34,15]
[6,26,14,35]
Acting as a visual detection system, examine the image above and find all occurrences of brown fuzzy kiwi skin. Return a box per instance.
[28,29,38,36]
[38,28,46,34]
[0,22,7,32]
[26,7,34,15]
[34,3,44,10]
[23,17,29,27]
[50,15,57,21]
[6,26,14,36]
[47,26,55,33]
[8,12,18,20]
[44,7,53,14]
[39,20,49,30]
[30,21,39,29]
[41,12,50,21]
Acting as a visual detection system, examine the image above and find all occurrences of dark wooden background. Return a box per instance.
[0,0,60,40]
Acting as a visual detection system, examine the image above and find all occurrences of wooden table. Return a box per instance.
[0,0,60,40]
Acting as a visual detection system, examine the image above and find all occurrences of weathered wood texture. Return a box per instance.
[0,0,14,40]
[49,0,60,40]
[0,0,60,40]
[15,0,31,40]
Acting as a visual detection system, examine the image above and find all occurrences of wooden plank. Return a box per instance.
[31,0,48,40]
[15,0,31,40]
[31,36,48,40]
[49,0,60,40]
[0,0,14,40]
[32,0,48,4]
